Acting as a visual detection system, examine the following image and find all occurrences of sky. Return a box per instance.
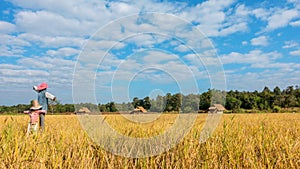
[0,0,300,106]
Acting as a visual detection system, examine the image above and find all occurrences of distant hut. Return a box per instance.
[76,107,91,115]
[130,106,147,114]
[208,104,225,114]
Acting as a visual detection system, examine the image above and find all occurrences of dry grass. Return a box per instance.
[0,113,299,168]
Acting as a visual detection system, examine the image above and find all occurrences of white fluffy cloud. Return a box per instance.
[242,41,248,45]
[290,49,300,56]
[0,34,30,47]
[0,34,30,57]
[250,4,300,32]
[143,51,177,64]
[283,41,299,48]
[251,8,270,21]
[46,47,79,57]
[15,11,98,37]
[225,69,300,91]
[9,0,111,21]
[0,21,16,33]
[0,57,73,87]
[181,0,249,37]
[290,20,300,26]
[18,33,85,48]
[251,36,269,46]
[0,69,49,77]
[221,50,281,65]
[266,9,299,31]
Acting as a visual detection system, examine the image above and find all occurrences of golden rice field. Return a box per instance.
[0,113,299,168]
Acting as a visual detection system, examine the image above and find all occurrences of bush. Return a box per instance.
[272,106,281,113]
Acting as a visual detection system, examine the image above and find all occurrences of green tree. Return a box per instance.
[99,104,107,112]
[199,90,211,110]
[283,86,297,107]
[171,93,182,112]
[240,92,257,109]
[132,97,139,108]
[259,86,273,110]
[164,93,173,112]
[150,95,164,112]
[273,86,281,95]
[182,94,199,113]
[225,96,242,113]
[108,102,118,112]
[143,96,151,110]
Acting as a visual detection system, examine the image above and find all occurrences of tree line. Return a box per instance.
[1,86,299,114]
[224,86,300,113]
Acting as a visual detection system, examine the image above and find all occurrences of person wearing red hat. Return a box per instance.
[33,82,56,131]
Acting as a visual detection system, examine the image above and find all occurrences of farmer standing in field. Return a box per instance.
[33,82,56,131]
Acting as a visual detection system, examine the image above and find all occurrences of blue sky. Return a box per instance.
[0,0,300,105]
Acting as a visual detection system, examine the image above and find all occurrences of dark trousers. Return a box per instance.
[39,113,45,131]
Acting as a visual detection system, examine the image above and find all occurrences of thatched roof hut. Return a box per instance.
[77,107,91,113]
[208,104,225,114]
[130,106,147,114]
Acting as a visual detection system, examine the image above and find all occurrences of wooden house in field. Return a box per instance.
[75,107,91,115]
[208,104,225,114]
[130,106,147,114]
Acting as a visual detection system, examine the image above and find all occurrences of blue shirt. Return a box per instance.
[38,90,48,111]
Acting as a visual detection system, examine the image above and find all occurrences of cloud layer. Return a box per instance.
[0,0,300,105]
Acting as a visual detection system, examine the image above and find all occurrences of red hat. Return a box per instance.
[37,82,48,91]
